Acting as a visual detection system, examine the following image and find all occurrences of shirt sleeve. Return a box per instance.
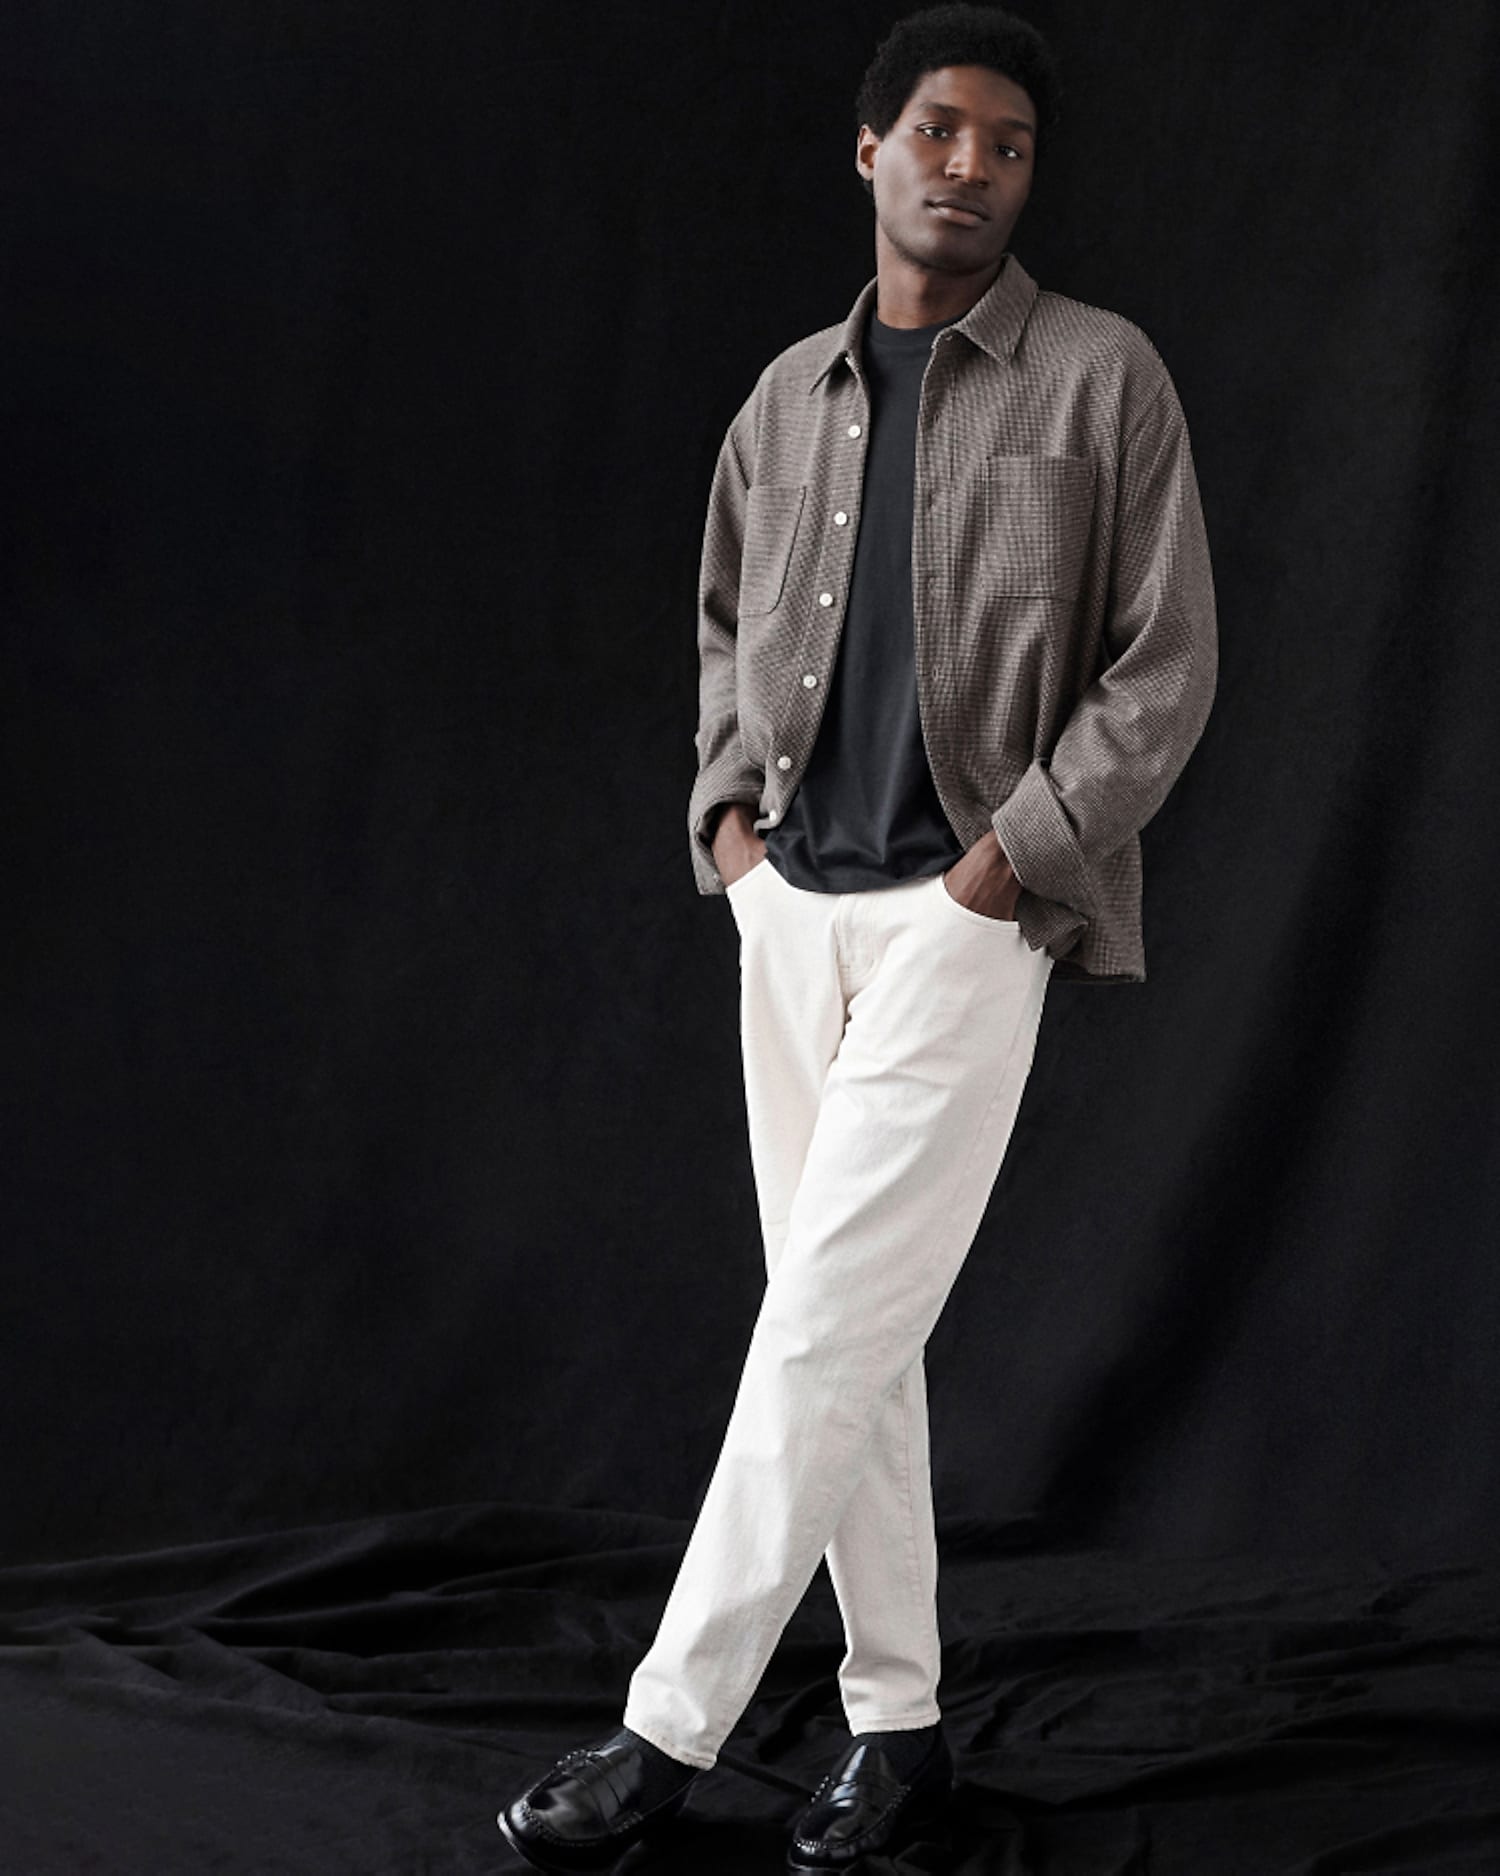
[991,368,1218,921]
[688,387,767,894]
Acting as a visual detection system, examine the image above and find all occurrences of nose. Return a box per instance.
[943,135,989,184]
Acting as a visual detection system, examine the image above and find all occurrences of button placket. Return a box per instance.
[770,386,864,801]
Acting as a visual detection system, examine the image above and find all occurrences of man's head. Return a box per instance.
[854,4,1061,277]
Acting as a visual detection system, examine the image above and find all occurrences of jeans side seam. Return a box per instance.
[895,1361,933,1683]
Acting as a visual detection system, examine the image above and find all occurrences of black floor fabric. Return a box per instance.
[2,1502,1496,1873]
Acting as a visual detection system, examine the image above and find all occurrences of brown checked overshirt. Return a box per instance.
[687,250,1217,984]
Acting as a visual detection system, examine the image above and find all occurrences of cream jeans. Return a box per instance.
[622,856,1055,1769]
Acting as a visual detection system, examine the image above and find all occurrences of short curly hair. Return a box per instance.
[853,3,1062,200]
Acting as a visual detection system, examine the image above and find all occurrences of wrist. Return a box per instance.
[710,800,752,843]
[708,802,750,871]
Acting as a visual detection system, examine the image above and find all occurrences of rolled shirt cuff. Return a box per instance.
[990,759,1097,923]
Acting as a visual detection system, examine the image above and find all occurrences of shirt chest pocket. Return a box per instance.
[970,453,1096,597]
[738,482,807,617]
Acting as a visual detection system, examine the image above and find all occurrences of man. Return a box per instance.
[498,3,1216,1869]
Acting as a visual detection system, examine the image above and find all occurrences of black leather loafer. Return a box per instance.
[786,1728,955,1871]
[496,1728,700,1872]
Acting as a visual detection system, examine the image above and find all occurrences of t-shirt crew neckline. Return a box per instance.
[865,307,967,351]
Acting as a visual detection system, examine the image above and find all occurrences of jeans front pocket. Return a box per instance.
[726,855,776,905]
[935,870,1019,930]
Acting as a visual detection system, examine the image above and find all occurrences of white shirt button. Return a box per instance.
[847,423,861,438]
[834,511,848,525]
[765,808,780,822]
[776,754,792,770]
[818,592,833,606]
[802,673,818,687]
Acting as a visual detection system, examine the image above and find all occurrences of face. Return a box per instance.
[856,64,1036,275]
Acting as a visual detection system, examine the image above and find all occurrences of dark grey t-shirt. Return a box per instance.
[763,305,968,894]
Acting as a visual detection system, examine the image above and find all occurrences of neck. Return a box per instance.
[871,241,1007,329]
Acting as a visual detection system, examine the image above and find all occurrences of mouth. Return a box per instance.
[926,198,988,226]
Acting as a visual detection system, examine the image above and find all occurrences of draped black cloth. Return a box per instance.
[4,1508,1497,1872]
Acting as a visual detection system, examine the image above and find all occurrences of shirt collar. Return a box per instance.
[805,249,1039,395]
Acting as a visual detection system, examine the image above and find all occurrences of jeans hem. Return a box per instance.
[844,1706,944,1735]
[620,1709,718,1772]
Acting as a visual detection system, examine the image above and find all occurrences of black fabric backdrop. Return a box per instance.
[3,1,1498,1870]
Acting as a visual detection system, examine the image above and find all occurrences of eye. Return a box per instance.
[918,125,1024,158]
